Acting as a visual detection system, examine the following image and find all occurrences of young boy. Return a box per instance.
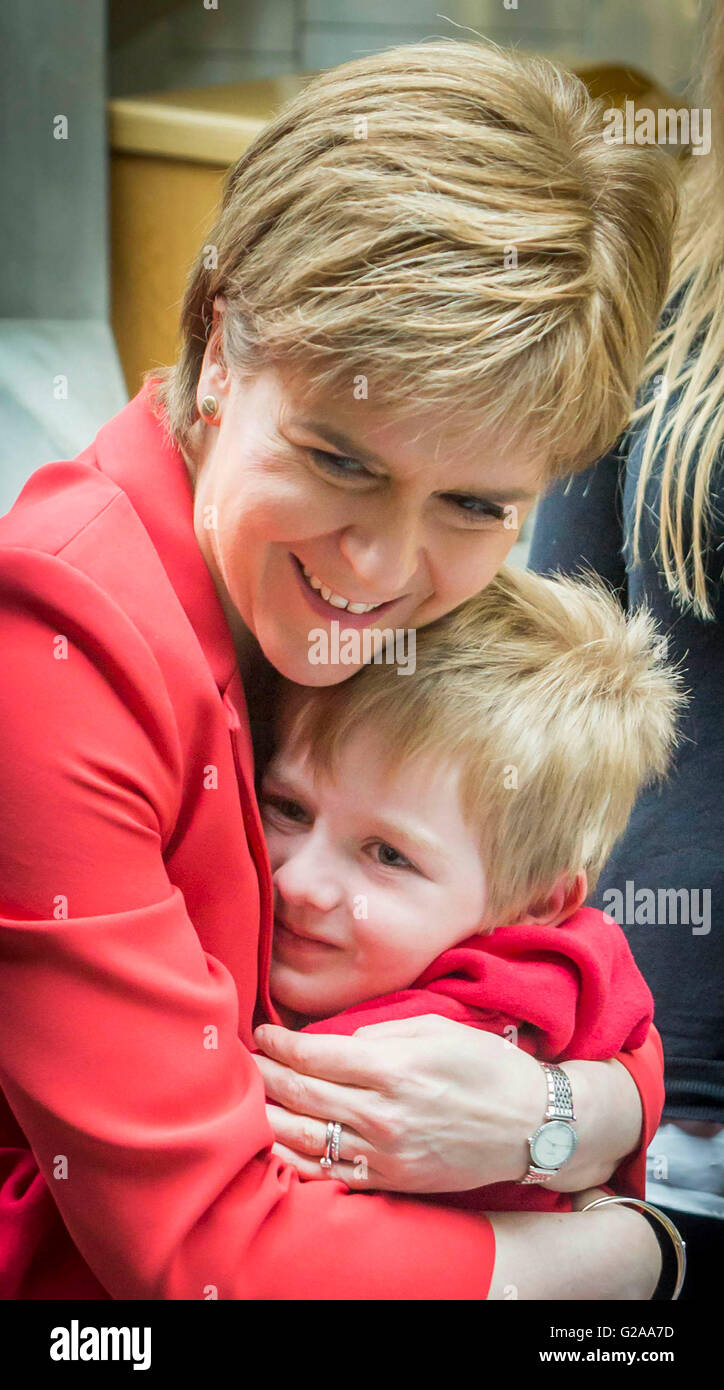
[259,565,686,1213]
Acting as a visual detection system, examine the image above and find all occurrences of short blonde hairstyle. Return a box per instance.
[278,567,687,928]
[152,37,677,479]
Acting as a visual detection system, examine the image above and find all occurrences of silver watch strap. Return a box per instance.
[518,1063,576,1184]
[542,1062,576,1122]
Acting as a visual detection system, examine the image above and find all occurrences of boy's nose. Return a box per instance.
[273,846,344,915]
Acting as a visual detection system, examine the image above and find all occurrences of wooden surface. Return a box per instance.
[110,77,318,393]
[109,65,685,398]
[109,75,314,165]
[110,154,226,392]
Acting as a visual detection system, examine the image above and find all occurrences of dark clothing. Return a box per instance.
[658,1207,724,1301]
[529,398,724,1121]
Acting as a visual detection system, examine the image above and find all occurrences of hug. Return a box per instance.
[1,31,720,1301]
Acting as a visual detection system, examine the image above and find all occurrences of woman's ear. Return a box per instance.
[211,294,227,332]
[521,869,588,928]
[208,296,229,372]
[198,296,231,408]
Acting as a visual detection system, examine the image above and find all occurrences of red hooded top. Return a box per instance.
[300,906,654,1212]
[0,382,664,1300]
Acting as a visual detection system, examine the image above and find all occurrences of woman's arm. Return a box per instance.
[552,1031,664,1195]
[487,1188,662,1300]
[254,1014,662,1195]
[0,554,500,1301]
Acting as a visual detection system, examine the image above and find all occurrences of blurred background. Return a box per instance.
[0,0,709,558]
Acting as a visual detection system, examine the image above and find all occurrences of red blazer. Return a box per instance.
[0,381,664,1300]
[301,907,654,1213]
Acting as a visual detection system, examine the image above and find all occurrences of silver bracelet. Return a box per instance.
[579,1195,687,1300]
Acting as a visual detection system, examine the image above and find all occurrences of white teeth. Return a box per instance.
[300,561,383,613]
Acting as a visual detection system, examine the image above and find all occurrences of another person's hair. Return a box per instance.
[634,0,724,618]
[151,38,676,482]
[277,566,687,929]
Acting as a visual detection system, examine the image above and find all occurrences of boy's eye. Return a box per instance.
[308,448,374,481]
[262,794,310,825]
[372,841,413,870]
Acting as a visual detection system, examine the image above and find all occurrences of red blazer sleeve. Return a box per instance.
[0,552,495,1300]
[607,1026,664,1199]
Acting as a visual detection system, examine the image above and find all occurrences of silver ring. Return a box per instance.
[320,1120,342,1170]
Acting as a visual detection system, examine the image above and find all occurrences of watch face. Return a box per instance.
[531,1120,577,1170]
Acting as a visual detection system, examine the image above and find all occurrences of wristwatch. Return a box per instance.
[518,1062,578,1184]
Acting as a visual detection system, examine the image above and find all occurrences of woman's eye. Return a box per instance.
[308,448,374,481]
[372,841,413,870]
[443,493,505,524]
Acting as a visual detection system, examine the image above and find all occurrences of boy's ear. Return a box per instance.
[521,869,588,928]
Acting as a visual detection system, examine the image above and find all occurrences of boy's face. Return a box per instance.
[261,728,488,1019]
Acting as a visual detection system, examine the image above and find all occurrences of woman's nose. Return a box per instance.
[338,511,422,598]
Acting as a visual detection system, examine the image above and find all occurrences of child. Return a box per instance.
[259,565,686,1212]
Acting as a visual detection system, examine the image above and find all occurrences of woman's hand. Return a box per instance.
[253,1013,645,1194]
[253,1013,547,1191]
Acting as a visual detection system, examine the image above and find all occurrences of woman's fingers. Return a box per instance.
[265,1103,375,1165]
[352,1014,459,1038]
[270,1141,383,1190]
[253,1024,389,1088]
[254,1053,380,1135]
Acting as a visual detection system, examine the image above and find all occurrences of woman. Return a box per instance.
[529,4,724,1301]
[0,40,675,1300]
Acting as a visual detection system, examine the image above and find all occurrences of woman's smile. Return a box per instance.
[290,553,404,628]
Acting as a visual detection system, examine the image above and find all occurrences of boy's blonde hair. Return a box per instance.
[279,568,687,928]
[152,38,676,480]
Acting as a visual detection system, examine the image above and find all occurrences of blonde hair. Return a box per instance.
[151,38,676,480]
[633,0,724,618]
[278,567,687,928]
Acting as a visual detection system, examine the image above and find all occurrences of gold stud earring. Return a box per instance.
[200,394,219,420]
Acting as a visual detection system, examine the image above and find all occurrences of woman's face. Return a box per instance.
[188,324,547,685]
